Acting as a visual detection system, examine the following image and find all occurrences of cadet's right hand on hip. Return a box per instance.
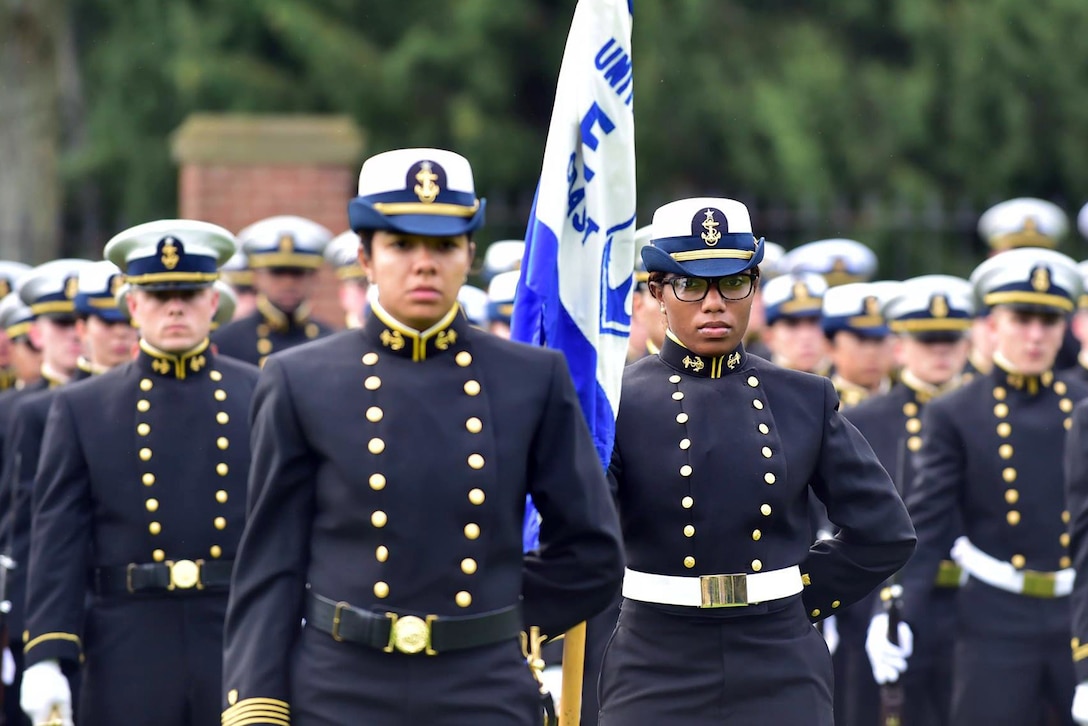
[1072,682,1088,724]
[865,613,913,684]
[20,659,73,726]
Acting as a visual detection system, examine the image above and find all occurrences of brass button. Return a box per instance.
[305,323,319,339]
[468,488,486,505]
[672,391,684,401]
[461,558,478,575]
[139,448,152,461]
[216,463,229,476]
[368,438,386,455]
[679,438,691,450]
[669,374,682,384]
[256,324,270,337]
[362,352,379,365]
[366,406,384,423]
[993,403,1008,418]
[376,546,389,562]
[758,423,769,435]
[215,490,228,504]
[456,351,472,367]
[1061,556,1072,568]
[753,400,764,410]
[466,417,483,434]
[764,473,776,485]
[1005,489,1019,504]
[908,436,922,452]
[683,524,695,537]
[1011,554,1026,569]
[999,444,1013,459]
[681,496,694,509]
[832,600,841,609]
[992,387,1006,401]
[145,498,159,512]
[1002,467,1017,483]
[752,529,762,541]
[374,582,389,599]
[214,389,227,402]
[903,402,918,416]
[752,559,763,572]
[257,339,273,355]
[1061,533,1071,547]
[747,376,759,387]
[1064,510,1072,524]
[811,609,821,618]
[364,376,382,391]
[142,473,155,487]
[371,511,388,528]
[464,380,481,396]
[137,423,150,436]
[761,504,772,516]
[683,556,695,569]
[369,473,386,491]
[906,418,922,434]
[149,521,161,535]
[1007,510,1021,526]
[1061,398,1074,413]
[468,454,485,470]
[761,446,772,458]
[217,412,229,425]
[680,464,693,477]
[137,400,150,412]
[152,549,165,562]
[214,517,227,530]
[1056,381,1068,395]
[217,437,229,450]
[1066,418,1074,431]
[209,371,222,382]
[997,422,1012,437]
[140,378,153,391]
[456,591,472,608]
[464,523,481,540]
[210,545,222,559]
[676,412,689,424]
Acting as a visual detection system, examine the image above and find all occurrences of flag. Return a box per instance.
[513,0,636,550]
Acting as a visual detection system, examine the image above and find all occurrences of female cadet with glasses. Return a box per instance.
[597,197,916,726]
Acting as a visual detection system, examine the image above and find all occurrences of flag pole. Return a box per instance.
[559,622,587,726]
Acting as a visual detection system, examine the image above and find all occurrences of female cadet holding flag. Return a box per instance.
[597,197,915,725]
[221,148,623,726]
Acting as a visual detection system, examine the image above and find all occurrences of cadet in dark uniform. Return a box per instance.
[221,148,623,726]
[853,275,974,726]
[0,293,41,391]
[0,263,31,392]
[325,230,370,329]
[597,197,915,726]
[759,271,829,375]
[821,281,899,408]
[19,221,259,726]
[886,247,1088,726]
[212,215,334,366]
[1071,203,1088,726]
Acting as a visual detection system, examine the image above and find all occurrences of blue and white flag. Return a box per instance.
[513,0,636,550]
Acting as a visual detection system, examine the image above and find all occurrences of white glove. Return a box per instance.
[821,614,839,655]
[865,613,913,685]
[1073,682,1088,725]
[20,659,73,726]
[2,646,14,686]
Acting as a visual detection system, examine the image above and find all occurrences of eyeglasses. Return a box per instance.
[661,274,757,302]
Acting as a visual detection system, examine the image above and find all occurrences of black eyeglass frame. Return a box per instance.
[655,273,759,303]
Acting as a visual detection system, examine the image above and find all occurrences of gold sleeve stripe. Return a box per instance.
[23,632,81,654]
[223,704,290,718]
[223,698,289,713]
[223,718,290,726]
[222,698,290,726]
[1073,643,1088,662]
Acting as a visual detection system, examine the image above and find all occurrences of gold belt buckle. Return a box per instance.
[935,560,964,588]
[1021,569,1057,598]
[167,559,202,590]
[384,612,438,655]
[699,573,748,608]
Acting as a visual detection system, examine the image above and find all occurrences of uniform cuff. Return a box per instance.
[222,695,290,726]
[22,632,81,665]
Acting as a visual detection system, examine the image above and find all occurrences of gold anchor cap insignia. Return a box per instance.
[0,280,10,298]
[278,234,295,254]
[930,294,949,318]
[792,281,811,303]
[64,276,79,300]
[864,296,881,317]
[414,161,440,204]
[700,209,721,246]
[1031,266,1050,292]
[160,237,180,270]
[110,274,124,296]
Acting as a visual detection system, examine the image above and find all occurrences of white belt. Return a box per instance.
[951,536,1074,599]
[622,565,804,608]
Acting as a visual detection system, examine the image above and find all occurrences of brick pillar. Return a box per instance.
[170,114,365,329]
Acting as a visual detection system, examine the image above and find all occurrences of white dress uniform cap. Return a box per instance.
[76,260,127,321]
[18,259,96,317]
[761,272,828,325]
[238,215,332,270]
[760,241,786,280]
[0,262,31,299]
[643,197,764,277]
[220,250,254,290]
[883,275,974,335]
[977,198,1068,251]
[105,219,236,291]
[0,292,34,339]
[324,230,365,280]
[1079,203,1088,241]
[779,238,877,286]
[969,247,1081,313]
[487,270,520,324]
[457,284,490,327]
[482,240,525,280]
[821,281,893,337]
[633,225,652,283]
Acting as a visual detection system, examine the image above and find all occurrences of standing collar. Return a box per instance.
[899,369,962,404]
[137,338,212,380]
[363,301,467,363]
[991,352,1053,395]
[257,294,312,332]
[39,363,70,388]
[658,329,745,378]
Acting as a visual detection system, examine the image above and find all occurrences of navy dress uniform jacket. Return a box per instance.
[23,345,259,726]
[222,308,623,726]
[1064,399,1088,679]
[598,338,916,725]
[211,298,332,366]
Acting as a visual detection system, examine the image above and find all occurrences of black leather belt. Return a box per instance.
[93,559,233,595]
[305,591,522,655]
